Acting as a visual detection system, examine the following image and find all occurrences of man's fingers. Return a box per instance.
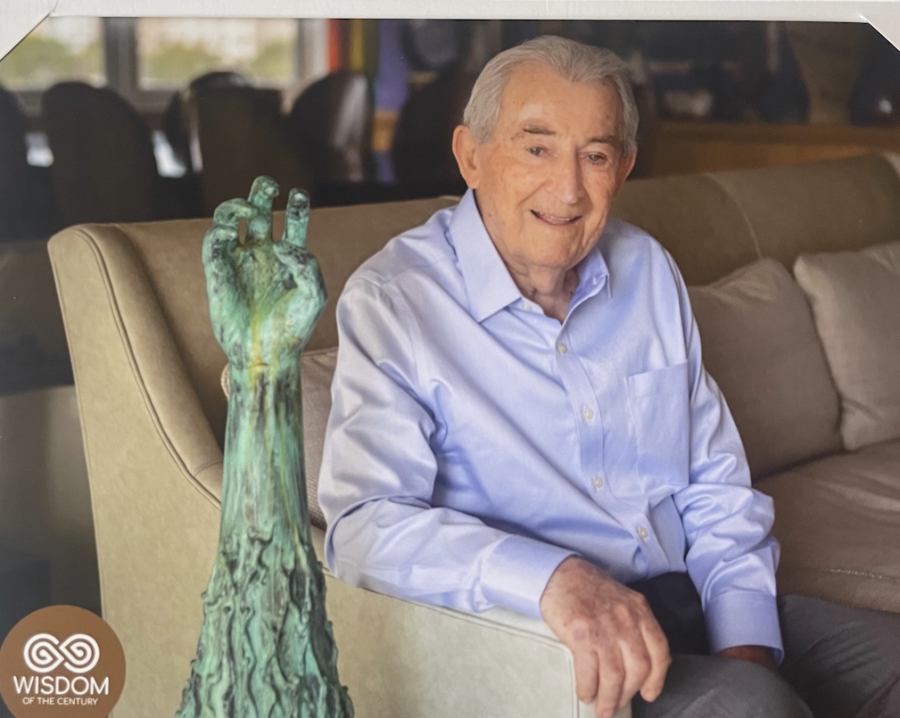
[617,637,653,709]
[594,648,625,718]
[572,649,600,705]
[540,561,672,714]
[638,619,671,702]
[282,188,310,250]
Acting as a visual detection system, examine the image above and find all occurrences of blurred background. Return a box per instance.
[1,18,899,239]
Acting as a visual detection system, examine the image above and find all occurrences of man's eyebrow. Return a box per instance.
[521,124,555,136]
[586,134,621,147]
[519,125,621,148]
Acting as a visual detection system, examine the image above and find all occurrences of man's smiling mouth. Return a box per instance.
[531,210,581,226]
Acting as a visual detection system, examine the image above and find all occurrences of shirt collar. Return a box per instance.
[571,235,611,308]
[448,188,611,323]
[448,189,523,323]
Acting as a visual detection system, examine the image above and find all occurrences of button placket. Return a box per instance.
[553,322,605,501]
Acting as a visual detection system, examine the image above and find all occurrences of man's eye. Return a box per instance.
[587,153,608,164]
[527,147,545,157]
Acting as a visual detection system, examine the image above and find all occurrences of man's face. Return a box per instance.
[453,63,636,278]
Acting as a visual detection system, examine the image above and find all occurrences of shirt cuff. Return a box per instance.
[480,534,577,619]
[705,590,784,663]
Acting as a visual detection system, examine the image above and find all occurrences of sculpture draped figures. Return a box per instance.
[176,176,354,718]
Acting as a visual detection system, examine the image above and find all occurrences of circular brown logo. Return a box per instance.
[0,606,125,718]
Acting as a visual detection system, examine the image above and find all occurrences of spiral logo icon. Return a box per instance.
[22,633,100,674]
[1,605,126,718]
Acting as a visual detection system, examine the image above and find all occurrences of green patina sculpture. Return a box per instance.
[176,176,353,718]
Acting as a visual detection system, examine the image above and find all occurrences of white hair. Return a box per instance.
[462,35,638,156]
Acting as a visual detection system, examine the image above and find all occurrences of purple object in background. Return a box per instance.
[375,20,409,112]
[374,20,409,182]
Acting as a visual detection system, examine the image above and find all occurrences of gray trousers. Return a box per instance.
[631,595,900,718]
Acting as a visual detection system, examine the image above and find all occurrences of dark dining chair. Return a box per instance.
[0,85,59,240]
[162,71,250,176]
[42,82,160,225]
[287,70,375,184]
[391,62,476,195]
[190,85,314,215]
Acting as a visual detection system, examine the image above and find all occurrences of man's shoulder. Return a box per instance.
[345,202,459,294]
[602,216,680,277]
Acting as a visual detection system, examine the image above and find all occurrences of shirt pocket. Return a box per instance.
[626,361,691,502]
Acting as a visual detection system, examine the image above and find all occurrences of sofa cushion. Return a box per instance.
[756,439,900,614]
[301,347,337,530]
[794,241,900,450]
[688,258,842,480]
[220,347,336,530]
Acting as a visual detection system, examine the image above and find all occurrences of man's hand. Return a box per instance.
[716,645,778,672]
[539,557,671,718]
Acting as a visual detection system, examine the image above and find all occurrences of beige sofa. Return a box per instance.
[47,152,900,718]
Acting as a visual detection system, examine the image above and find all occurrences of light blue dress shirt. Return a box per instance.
[318,189,783,656]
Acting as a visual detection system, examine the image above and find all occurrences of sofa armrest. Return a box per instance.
[312,527,630,718]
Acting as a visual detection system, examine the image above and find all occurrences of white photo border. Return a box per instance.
[2,0,899,67]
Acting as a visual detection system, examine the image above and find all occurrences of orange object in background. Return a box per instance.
[329,19,348,71]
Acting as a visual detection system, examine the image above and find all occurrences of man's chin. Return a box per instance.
[528,228,591,256]
[519,245,588,272]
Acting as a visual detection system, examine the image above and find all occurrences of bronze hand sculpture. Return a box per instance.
[176,176,353,718]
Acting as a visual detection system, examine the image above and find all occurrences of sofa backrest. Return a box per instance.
[613,152,900,285]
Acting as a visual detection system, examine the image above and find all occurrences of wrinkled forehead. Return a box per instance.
[497,64,624,139]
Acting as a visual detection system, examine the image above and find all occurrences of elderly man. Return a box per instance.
[318,36,900,718]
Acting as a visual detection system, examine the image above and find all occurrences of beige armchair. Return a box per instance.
[48,198,625,718]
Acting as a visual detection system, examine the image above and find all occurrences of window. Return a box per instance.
[136,18,301,90]
[0,17,104,91]
[0,17,321,117]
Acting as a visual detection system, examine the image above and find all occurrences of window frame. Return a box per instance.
[10,16,314,117]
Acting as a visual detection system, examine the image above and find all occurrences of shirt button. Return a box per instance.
[582,407,594,421]
[637,526,650,540]
[591,476,603,489]
[557,343,568,355]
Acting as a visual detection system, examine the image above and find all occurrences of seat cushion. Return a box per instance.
[794,241,900,450]
[756,439,900,613]
[688,258,842,480]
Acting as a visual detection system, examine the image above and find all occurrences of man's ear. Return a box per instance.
[452,125,481,190]
[613,150,637,196]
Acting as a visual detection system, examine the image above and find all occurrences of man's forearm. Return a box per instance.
[324,498,575,617]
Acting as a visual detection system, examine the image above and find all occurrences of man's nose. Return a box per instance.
[549,154,586,204]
